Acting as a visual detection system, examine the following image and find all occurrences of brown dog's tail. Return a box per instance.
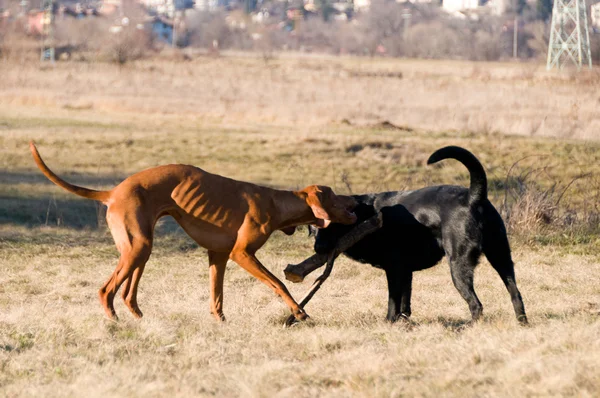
[29,141,111,203]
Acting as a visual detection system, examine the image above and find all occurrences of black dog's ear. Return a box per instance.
[307,225,317,237]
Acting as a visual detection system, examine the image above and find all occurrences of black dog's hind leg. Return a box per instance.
[483,223,528,324]
[448,250,483,323]
[385,268,412,322]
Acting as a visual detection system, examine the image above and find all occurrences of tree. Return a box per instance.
[536,0,553,20]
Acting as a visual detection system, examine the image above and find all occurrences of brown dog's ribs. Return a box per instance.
[283,213,383,326]
[284,213,383,283]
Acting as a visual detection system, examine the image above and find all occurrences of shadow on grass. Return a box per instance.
[1,195,105,228]
[435,316,472,332]
[1,170,129,228]
[0,217,201,255]
[1,170,127,187]
[1,173,203,253]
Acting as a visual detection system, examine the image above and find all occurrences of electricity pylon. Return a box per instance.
[40,0,55,62]
[546,0,592,70]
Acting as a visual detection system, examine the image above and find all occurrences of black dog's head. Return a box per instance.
[311,202,376,254]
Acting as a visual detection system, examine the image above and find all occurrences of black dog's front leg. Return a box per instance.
[385,268,413,322]
[400,272,413,318]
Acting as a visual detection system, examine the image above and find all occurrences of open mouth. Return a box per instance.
[314,218,332,228]
[314,207,357,229]
[344,209,357,223]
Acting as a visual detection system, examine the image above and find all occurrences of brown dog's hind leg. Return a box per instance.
[100,208,153,320]
[99,243,151,320]
[208,251,229,321]
[99,272,119,320]
[121,277,132,304]
[122,265,147,318]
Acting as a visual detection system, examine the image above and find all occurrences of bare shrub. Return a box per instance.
[360,4,526,61]
[0,19,39,63]
[501,159,596,237]
[54,17,112,53]
[524,20,550,59]
[590,33,600,63]
[403,21,462,59]
[506,187,557,233]
[106,28,151,65]
[187,11,253,50]
[294,18,339,53]
[334,21,375,55]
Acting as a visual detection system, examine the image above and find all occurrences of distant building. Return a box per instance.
[442,0,478,13]
[137,0,195,18]
[353,0,370,11]
[149,15,173,42]
[194,0,220,11]
[592,2,600,31]
[99,0,121,15]
[354,0,438,12]
[442,0,508,15]
[490,0,509,15]
[27,10,45,35]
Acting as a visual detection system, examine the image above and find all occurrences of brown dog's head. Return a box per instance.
[302,185,358,228]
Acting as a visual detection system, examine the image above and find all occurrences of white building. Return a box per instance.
[353,0,434,12]
[592,2,600,30]
[353,0,371,11]
[442,0,479,13]
[442,0,508,16]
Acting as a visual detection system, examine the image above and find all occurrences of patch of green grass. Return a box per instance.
[522,230,600,257]
[0,115,128,131]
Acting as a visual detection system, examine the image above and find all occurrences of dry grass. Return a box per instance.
[1,226,600,397]
[0,55,599,139]
[1,56,600,396]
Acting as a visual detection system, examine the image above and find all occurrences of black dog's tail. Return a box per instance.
[427,146,487,206]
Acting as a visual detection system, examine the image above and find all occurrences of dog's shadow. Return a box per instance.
[434,316,473,332]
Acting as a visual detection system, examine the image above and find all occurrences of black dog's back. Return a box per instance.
[335,198,445,271]
[315,184,491,271]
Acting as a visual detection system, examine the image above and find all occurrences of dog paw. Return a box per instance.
[283,310,310,328]
[294,310,310,322]
[211,311,226,322]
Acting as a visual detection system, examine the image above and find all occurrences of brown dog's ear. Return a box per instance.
[309,202,331,221]
[305,186,333,224]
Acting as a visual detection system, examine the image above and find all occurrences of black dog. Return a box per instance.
[312,146,528,324]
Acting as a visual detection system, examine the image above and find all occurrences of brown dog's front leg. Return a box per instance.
[230,249,308,321]
[208,251,229,321]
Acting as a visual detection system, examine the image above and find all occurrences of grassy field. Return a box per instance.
[1,54,600,139]
[1,56,600,397]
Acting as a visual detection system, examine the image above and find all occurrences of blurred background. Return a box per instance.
[0,0,599,63]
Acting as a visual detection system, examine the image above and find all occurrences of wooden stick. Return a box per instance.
[283,253,328,283]
[284,213,383,326]
[284,212,383,283]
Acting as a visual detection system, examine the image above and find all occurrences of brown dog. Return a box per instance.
[30,142,357,322]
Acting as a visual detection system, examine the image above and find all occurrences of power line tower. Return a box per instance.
[40,0,55,62]
[546,0,592,70]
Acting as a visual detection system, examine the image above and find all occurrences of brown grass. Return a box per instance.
[1,226,599,396]
[1,56,600,396]
[0,55,599,139]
